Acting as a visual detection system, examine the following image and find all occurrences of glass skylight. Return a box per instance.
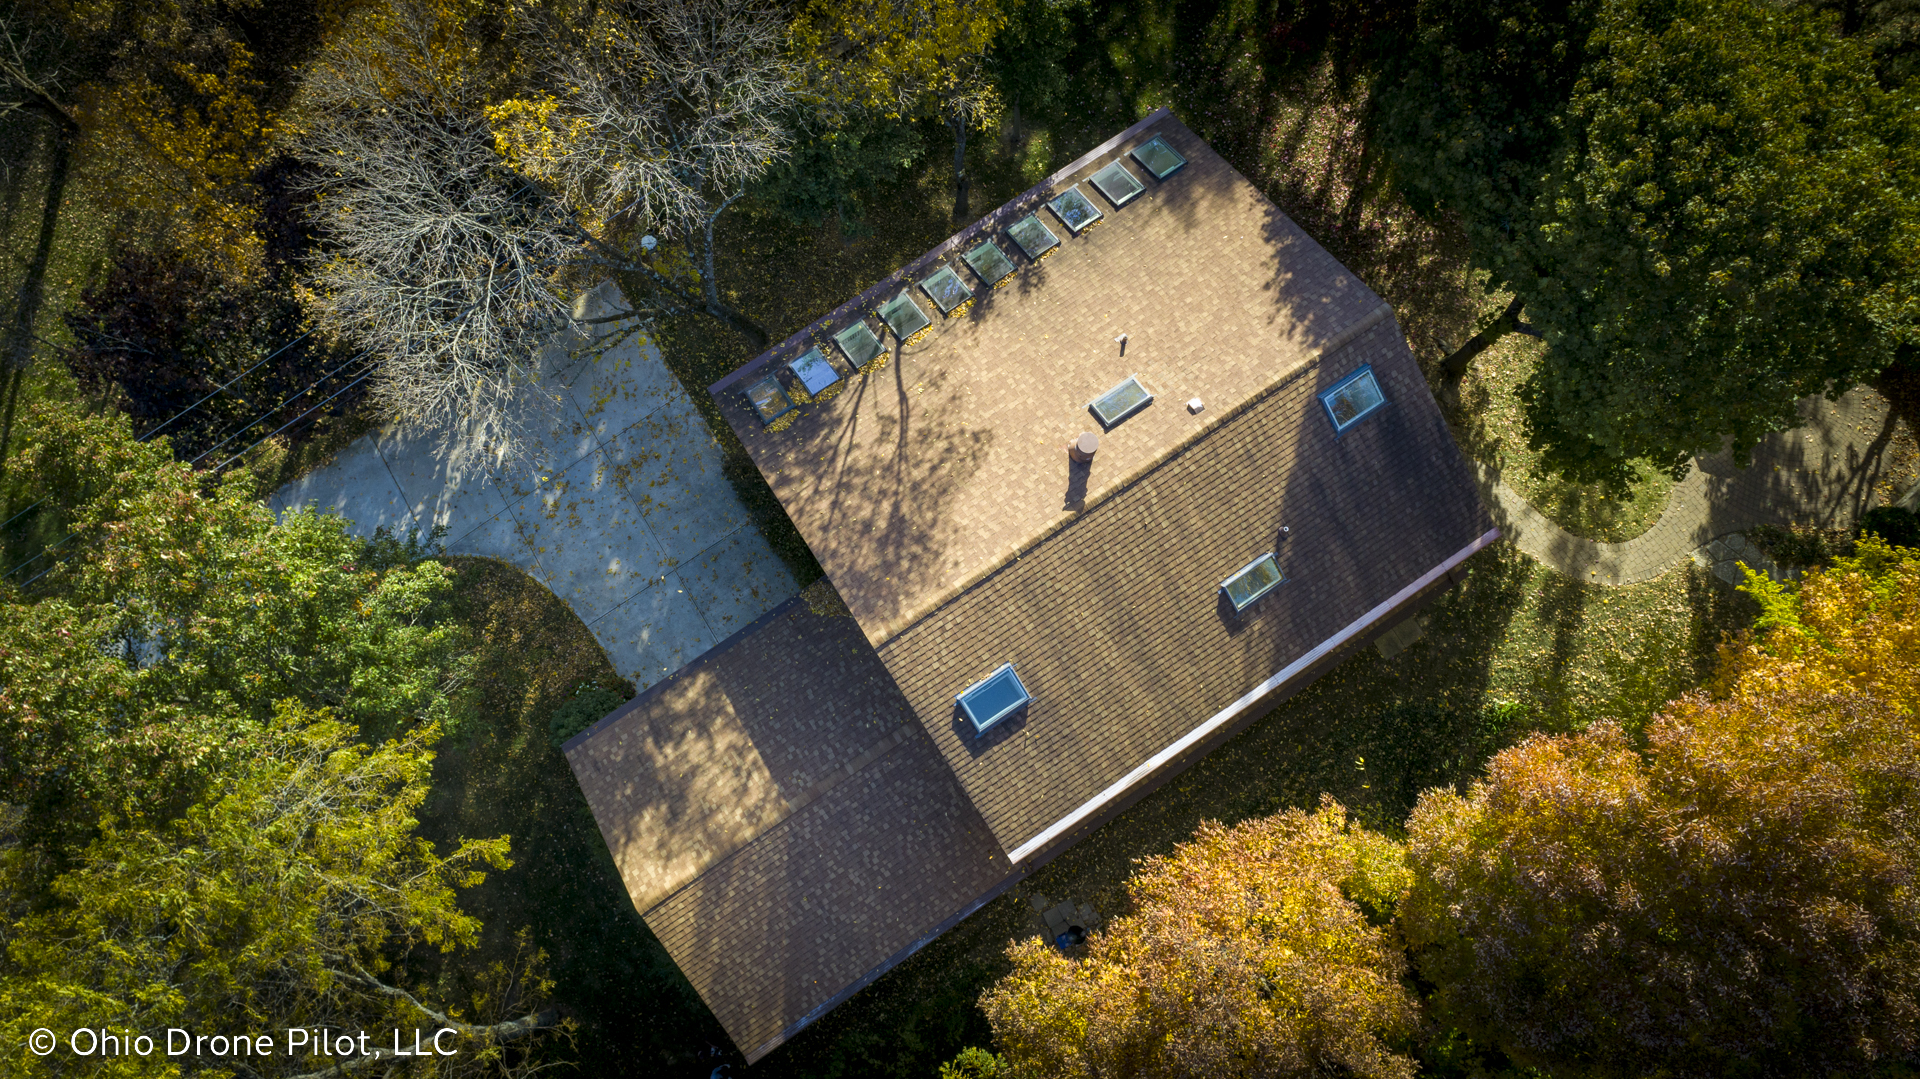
[1089,375,1153,428]
[743,374,794,426]
[880,293,931,340]
[1007,214,1060,259]
[1319,366,1387,432]
[963,239,1016,286]
[1130,135,1188,180]
[956,663,1032,734]
[787,347,840,395]
[833,320,885,369]
[1089,160,1146,207]
[919,265,974,314]
[1221,553,1284,612]
[1047,185,1104,233]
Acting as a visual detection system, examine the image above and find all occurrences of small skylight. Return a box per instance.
[1130,135,1188,180]
[963,239,1016,286]
[787,347,840,395]
[880,293,932,341]
[743,374,794,426]
[956,663,1032,734]
[1319,366,1387,432]
[834,320,885,369]
[1089,160,1146,207]
[919,265,974,314]
[1007,214,1060,260]
[1089,375,1153,428]
[1047,185,1104,234]
[1221,553,1284,612]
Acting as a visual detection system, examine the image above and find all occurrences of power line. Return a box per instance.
[187,349,372,468]
[138,330,315,443]
[211,370,373,474]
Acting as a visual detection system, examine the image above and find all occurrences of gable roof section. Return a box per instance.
[564,599,1008,1059]
[712,110,1386,649]
[874,318,1494,855]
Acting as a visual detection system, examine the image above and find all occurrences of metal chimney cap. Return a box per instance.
[1068,432,1099,462]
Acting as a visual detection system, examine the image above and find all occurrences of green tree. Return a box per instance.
[981,801,1421,1079]
[1377,0,1920,484]
[0,701,560,1078]
[0,399,472,842]
[1401,538,1920,1076]
[792,0,1007,220]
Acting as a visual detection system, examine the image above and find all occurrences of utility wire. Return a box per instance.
[139,330,315,443]
[188,350,372,468]
[211,370,373,474]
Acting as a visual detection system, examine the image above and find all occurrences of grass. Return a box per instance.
[1455,325,1676,542]
[413,557,733,1076]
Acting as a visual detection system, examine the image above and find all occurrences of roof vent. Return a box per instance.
[1068,432,1098,462]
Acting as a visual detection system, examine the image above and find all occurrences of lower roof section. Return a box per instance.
[564,597,1008,1059]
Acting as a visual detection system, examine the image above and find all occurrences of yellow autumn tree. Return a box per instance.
[1401,537,1920,1077]
[791,0,1006,219]
[982,800,1422,1079]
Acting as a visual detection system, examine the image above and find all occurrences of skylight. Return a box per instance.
[1047,185,1104,234]
[1220,553,1283,612]
[1007,214,1060,260]
[1089,160,1146,207]
[834,320,885,369]
[787,347,840,396]
[880,293,932,341]
[963,239,1016,286]
[919,265,974,314]
[956,663,1032,734]
[1319,366,1387,432]
[1130,135,1188,180]
[1089,375,1153,428]
[743,374,794,426]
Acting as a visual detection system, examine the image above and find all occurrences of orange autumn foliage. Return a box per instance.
[1402,537,1920,1077]
[983,801,1421,1079]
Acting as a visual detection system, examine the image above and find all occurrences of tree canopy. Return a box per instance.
[1377,0,1920,483]
[1401,538,1920,1076]
[982,801,1421,1079]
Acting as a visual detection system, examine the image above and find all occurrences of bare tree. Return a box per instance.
[493,0,799,346]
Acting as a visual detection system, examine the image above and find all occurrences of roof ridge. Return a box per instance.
[867,299,1398,649]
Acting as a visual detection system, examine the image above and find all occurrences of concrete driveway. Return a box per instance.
[270,288,798,691]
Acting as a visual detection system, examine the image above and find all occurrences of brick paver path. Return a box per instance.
[1477,386,1905,585]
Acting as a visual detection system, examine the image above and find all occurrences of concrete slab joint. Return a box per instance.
[268,289,799,690]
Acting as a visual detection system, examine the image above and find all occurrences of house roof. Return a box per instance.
[711,110,1389,649]
[874,318,1494,856]
[564,597,1008,1060]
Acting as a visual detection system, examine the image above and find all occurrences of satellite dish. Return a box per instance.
[640,235,658,252]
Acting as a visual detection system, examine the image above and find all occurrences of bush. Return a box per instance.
[1858,505,1920,548]
[548,684,629,749]
[938,1046,1012,1079]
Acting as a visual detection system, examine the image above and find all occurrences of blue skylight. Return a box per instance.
[833,320,885,369]
[956,663,1032,734]
[1090,375,1153,428]
[1319,366,1387,432]
[1047,185,1104,233]
[880,293,932,340]
[1130,135,1188,179]
[787,347,840,395]
[1089,160,1146,207]
[1007,214,1060,259]
[743,374,793,426]
[920,265,974,314]
[1221,553,1283,611]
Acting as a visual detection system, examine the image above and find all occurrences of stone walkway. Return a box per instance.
[271,286,798,691]
[1475,386,1912,586]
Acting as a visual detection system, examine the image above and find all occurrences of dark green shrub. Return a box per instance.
[1858,505,1920,549]
[548,684,629,749]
